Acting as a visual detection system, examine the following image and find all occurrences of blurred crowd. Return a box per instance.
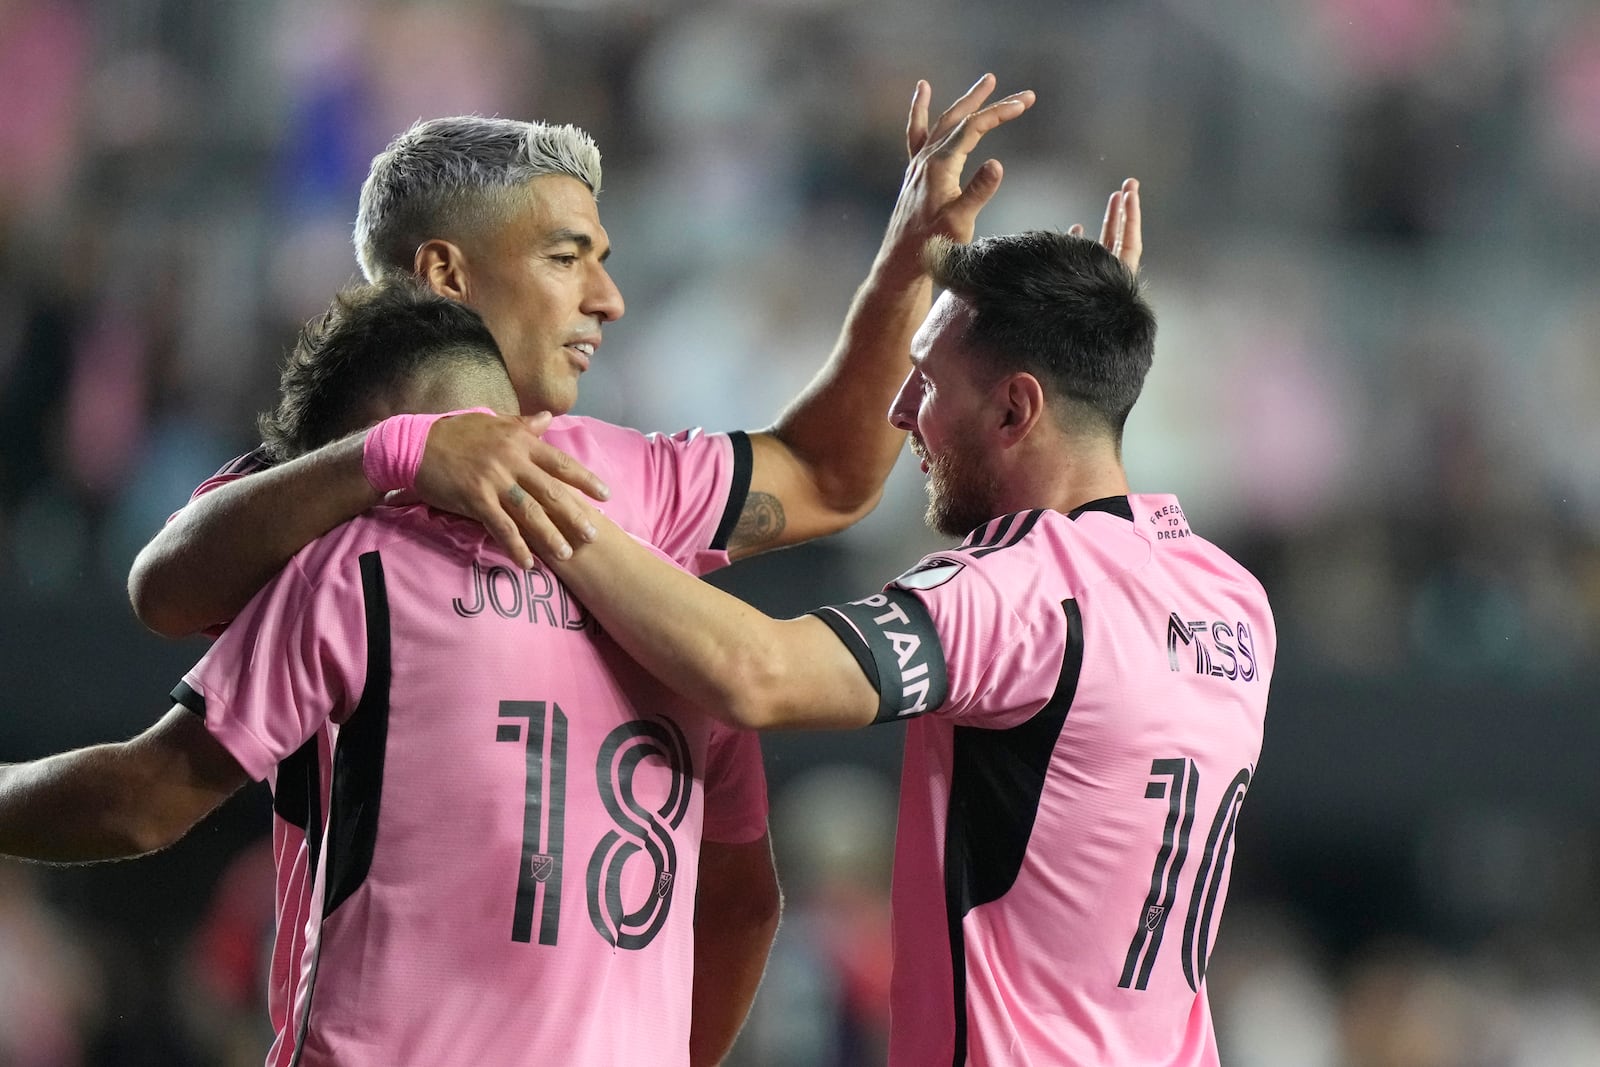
[3,0,1600,1063]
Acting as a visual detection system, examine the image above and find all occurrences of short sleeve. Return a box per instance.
[810,552,1069,729]
[171,545,369,781]
[184,448,274,505]
[626,427,751,577]
[700,722,769,845]
[548,419,750,578]
[172,453,275,631]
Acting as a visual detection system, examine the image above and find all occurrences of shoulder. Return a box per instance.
[285,507,448,588]
[934,506,1147,601]
[548,415,727,455]
[1128,493,1272,602]
[188,447,275,501]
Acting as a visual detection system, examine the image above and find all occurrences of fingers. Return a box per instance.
[927,73,997,144]
[906,80,931,157]
[1098,188,1124,249]
[930,90,1035,162]
[1093,178,1141,271]
[481,504,538,571]
[413,412,612,570]
[1118,178,1142,271]
[529,435,610,501]
[502,477,591,565]
[1068,223,1086,237]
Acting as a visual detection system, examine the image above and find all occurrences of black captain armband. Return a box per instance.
[811,589,949,724]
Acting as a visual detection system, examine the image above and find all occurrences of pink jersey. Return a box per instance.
[175,419,763,1067]
[813,495,1274,1067]
[174,504,767,1066]
[189,417,753,579]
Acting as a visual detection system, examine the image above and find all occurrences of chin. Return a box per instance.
[517,385,578,418]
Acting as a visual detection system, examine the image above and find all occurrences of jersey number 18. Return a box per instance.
[495,700,693,951]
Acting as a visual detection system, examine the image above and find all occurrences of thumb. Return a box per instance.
[963,159,1004,205]
[520,412,555,436]
[948,159,1004,237]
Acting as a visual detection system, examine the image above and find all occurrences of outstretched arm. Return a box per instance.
[547,509,878,730]
[726,75,1034,559]
[0,707,249,862]
[129,413,609,637]
[690,834,782,1066]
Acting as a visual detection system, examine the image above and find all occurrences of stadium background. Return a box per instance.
[2,0,1599,1063]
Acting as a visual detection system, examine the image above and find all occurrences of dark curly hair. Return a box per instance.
[258,281,506,461]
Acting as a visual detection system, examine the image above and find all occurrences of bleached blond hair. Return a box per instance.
[354,116,603,282]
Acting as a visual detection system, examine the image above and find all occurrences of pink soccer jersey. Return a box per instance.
[188,417,753,579]
[175,419,762,1067]
[812,495,1274,1067]
[174,504,767,1066]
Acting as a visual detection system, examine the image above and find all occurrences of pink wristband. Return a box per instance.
[362,407,497,493]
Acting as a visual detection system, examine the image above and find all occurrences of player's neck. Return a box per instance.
[1000,437,1129,518]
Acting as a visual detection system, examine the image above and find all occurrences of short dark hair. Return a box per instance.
[926,231,1156,441]
[259,281,506,461]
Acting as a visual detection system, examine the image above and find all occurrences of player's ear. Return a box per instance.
[994,372,1046,447]
[415,239,470,301]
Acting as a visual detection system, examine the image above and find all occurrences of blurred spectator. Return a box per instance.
[0,863,101,1067]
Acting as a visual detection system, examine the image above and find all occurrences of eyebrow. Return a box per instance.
[546,228,612,263]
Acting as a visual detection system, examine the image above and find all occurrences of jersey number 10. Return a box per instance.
[495,700,693,951]
[1119,757,1252,992]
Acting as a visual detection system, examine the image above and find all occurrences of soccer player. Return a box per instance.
[0,281,775,1066]
[530,227,1276,1066]
[124,74,1042,1063]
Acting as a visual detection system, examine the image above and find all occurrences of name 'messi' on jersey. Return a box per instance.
[1166,612,1260,682]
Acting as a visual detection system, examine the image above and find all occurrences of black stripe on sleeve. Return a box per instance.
[809,589,947,724]
[322,550,392,917]
[944,597,1084,1065]
[710,431,753,551]
[171,680,205,718]
[969,510,1045,558]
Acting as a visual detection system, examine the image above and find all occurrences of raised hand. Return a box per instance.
[1069,177,1142,273]
[413,412,610,569]
[880,74,1036,271]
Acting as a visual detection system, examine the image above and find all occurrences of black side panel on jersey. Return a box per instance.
[943,598,1084,1067]
[322,551,392,917]
[710,431,754,551]
[811,589,949,723]
[277,737,324,883]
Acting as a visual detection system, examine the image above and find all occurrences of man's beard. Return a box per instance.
[918,427,1002,538]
